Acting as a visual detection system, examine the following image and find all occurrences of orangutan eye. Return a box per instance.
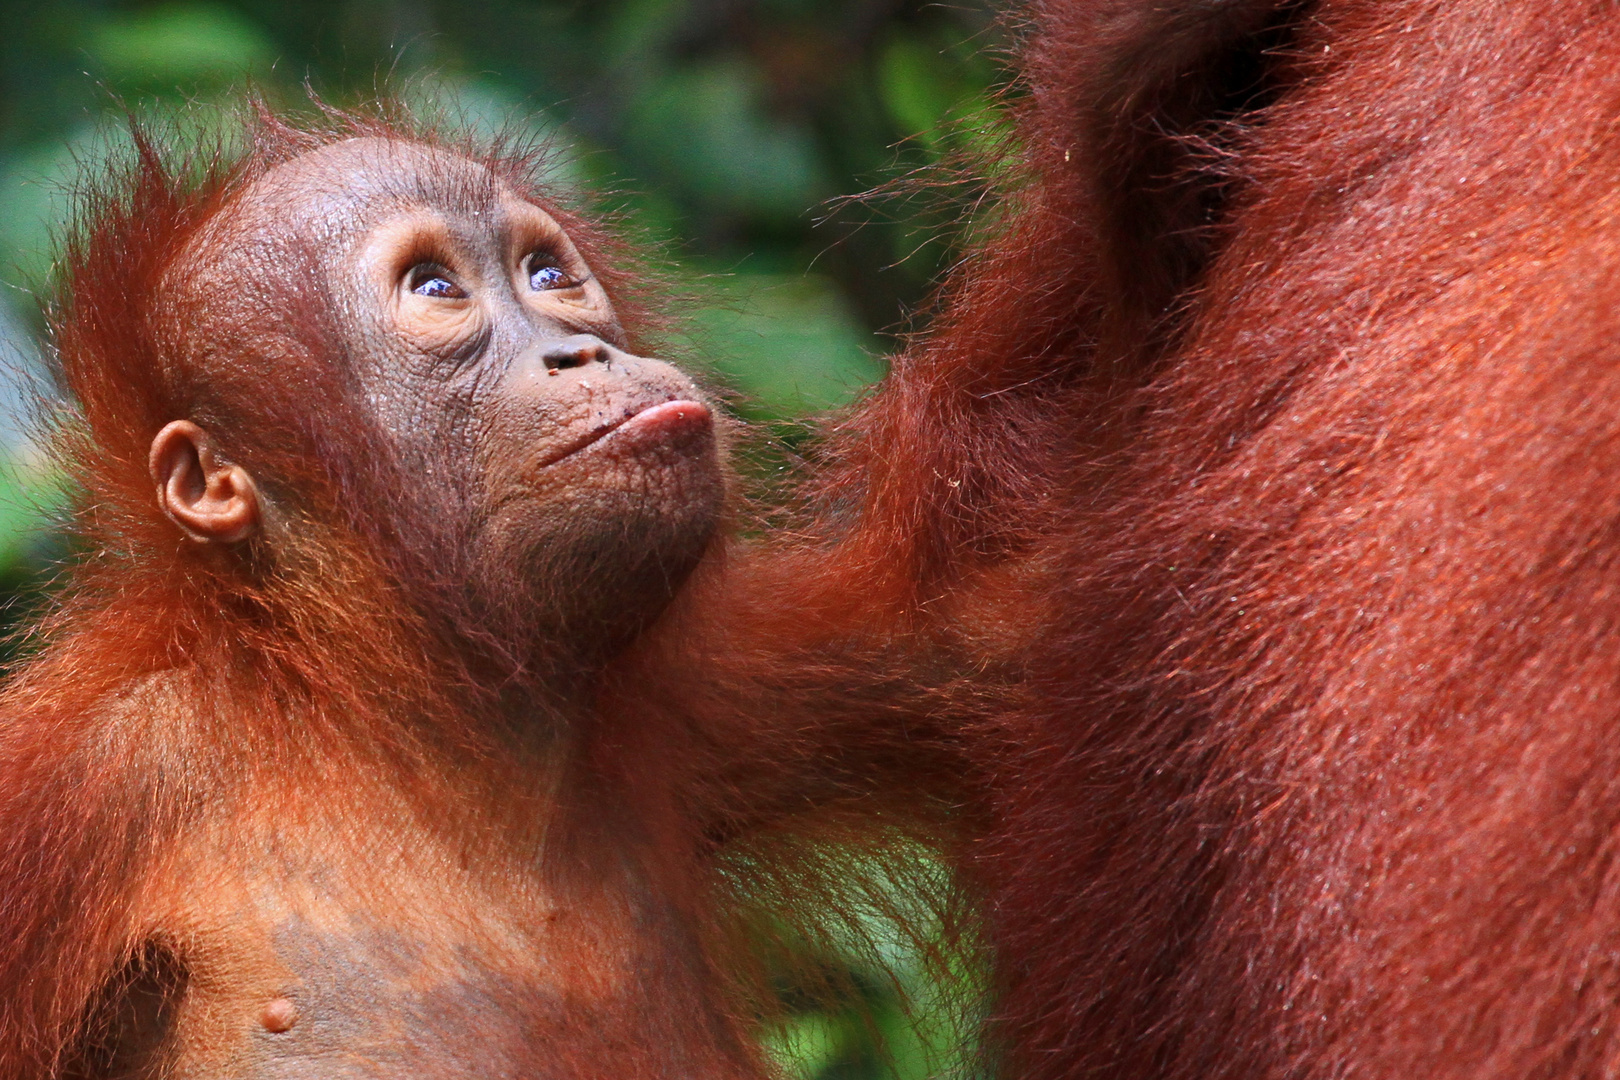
[527,253,578,292]
[408,264,465,299]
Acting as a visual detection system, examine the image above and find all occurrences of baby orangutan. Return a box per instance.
[0,111,984,1080]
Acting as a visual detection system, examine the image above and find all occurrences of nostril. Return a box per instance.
[541,337,602,371]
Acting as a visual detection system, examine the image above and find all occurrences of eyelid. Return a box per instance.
[406,259,453,283]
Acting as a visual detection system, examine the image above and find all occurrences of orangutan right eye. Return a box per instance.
[408,264,466,299]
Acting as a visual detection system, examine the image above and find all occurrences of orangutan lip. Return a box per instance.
[539,399,711,467]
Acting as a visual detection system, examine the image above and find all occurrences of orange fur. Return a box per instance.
[854,1,1620,1076]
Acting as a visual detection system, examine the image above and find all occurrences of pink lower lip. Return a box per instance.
[611,399,712,438]
[544,399,712,467]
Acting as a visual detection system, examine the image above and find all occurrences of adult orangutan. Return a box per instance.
[0,111,997,1078]
[859,0,1620,1077]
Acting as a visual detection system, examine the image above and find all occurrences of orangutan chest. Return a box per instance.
[204,916,573,1078]
[102,908,750,1080]
[109,838,753,1080]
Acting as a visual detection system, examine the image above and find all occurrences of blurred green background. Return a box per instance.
[0,1,1007,1076]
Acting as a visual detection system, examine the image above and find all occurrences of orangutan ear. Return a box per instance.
[1080,0,1307,331]
[149,420,260,544]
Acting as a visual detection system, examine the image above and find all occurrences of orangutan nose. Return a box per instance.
[540,334,609,372]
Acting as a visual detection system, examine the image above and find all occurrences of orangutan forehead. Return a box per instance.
[242,138,516,226]
[160,139,534,347]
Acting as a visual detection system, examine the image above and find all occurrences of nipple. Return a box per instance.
[260,996,299,1033]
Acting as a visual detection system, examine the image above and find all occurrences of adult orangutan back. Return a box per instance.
[870,0,1620,1076]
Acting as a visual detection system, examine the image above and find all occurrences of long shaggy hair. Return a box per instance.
[894,1,1620,1077]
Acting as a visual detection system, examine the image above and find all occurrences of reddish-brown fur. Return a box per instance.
[853,0,1620,1076]
[14,0,1612,1075]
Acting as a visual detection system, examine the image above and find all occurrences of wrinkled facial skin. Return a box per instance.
[205,140,724,656]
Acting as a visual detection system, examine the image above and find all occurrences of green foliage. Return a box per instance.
[740,847,987,1080]
[0,3,1006,1075]
[0,457,58,567]
[624,57,829,215]
[762,941,985,1080]
[90,3,275,88]
[689,273,884,418]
